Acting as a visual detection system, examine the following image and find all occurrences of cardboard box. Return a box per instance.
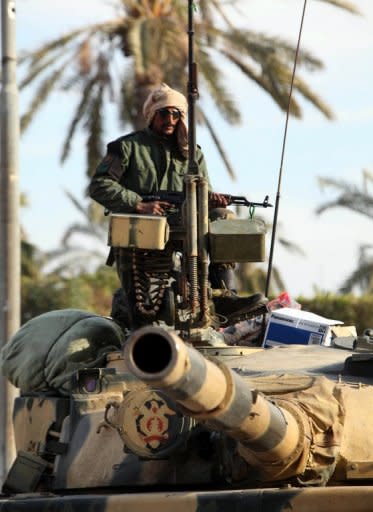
[263,308,343,348]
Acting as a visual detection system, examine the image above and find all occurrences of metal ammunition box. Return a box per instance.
[209,218,266,262]
[108,214,170,250]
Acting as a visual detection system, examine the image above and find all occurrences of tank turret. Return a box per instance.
[123,326,373,487]
[123,326,311,482]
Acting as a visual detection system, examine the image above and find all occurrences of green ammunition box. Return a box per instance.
[209,218,266,262]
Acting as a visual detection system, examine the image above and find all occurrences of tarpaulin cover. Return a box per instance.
[1,309,124,394]
[237,374,345,484]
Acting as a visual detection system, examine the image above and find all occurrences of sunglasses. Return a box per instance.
[156,108,181,120]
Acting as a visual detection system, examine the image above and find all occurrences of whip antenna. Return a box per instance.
[265,0,308,297]
[187,0,199,176]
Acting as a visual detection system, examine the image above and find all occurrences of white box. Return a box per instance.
[263,308,343,348]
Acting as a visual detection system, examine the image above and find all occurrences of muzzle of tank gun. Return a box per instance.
[124,326,306,469]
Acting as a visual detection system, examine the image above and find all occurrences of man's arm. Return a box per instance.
[89,139,143,213]
[89,139,172,215]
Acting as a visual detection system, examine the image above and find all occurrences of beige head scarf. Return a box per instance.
[143,83,188,157]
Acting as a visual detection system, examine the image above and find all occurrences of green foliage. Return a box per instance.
[20,196,118,323]
[298,293,373,334]
[21,266,118,324]
[19,0,357,178]
[317,170,373,293]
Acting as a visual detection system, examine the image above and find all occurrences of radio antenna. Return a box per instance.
[187,0,199,176]
[265,0,308,297]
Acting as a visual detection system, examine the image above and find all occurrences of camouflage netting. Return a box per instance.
[0,309,125,395]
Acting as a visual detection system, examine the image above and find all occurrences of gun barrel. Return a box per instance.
[124,326,304,466]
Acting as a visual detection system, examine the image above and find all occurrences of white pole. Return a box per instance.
[0,0,20,484]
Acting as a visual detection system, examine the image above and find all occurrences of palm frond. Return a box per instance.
[318,176,354,192]
[293,75,334,119]
[316,192,373,219]
[20,61,70,132]
[339,261,373,293]
[119,73,136,126]
[271,266,286,293]
[64,190,91,219]
[18,0,357,181]
[19,49,69,89]
[61,224,105,246]
[198,107,237,180]
[277,236,306,256]
[64,191,106,234]
[127,18,145,76]
[198,48,240,123]
[317,0,360,14]
[85,82,105,177]
[24,27,89,67]
[60,75,98,163]
[42,249,106,275]
[215,28,323,71]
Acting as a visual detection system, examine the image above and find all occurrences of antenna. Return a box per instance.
[185,0,200,319]
[265,0,308,297]
[187,0,199,176]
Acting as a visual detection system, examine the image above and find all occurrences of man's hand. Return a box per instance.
[209,192,229,209]
[135,200,172,215]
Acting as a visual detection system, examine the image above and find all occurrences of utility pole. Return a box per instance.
[0,0,20,484]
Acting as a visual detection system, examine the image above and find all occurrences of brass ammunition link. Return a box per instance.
[132,248,173,318]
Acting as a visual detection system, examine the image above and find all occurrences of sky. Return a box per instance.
[10,0,373,299]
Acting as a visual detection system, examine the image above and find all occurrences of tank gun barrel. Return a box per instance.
[124,327,306,469]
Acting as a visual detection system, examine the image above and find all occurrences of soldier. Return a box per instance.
[89,83,265,328]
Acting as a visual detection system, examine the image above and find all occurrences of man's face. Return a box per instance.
[151,107,181,137]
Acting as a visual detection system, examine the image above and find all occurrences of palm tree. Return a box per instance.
[317,172,373,221]
[42,191,109,275]
[338,244,373,294]
[236,218,305,295]
[19,0,358,180]
[316,170,373,293]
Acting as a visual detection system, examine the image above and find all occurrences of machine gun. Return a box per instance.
[141,191,272,209]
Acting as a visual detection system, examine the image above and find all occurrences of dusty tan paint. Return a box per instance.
[288,486,373,512]
[234,393,272,441]
[105,492,197,512]
[338,385,373,479]
[126,327,303,468]
[125,329,228,412]
[238,401,301,463]
[13,397,62,454]
[106,351,128,373]
[96,487,373,512]
[3,487,373,511]
[109,213,170,250]
[178,357,227,413]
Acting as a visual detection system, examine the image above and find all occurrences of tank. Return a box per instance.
[2,116,373,512]
[2,3,373,511]
[1,317,373,511]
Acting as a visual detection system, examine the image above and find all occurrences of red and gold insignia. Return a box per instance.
[116,389,193,459]
[135,396,175,450]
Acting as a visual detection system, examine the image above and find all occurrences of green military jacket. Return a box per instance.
[89,128,210,213]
